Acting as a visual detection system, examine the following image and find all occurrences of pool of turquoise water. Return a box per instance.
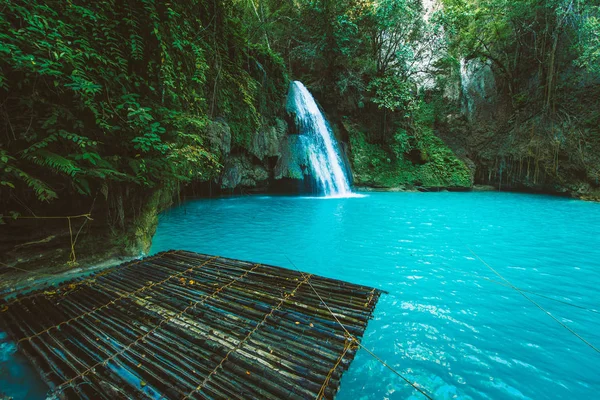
[149,191,599,400]
[1,191,598,399]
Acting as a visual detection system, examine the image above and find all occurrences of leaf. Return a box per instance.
[74,178,91,195]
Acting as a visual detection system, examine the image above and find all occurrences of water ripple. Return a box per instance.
[148,192,600,399]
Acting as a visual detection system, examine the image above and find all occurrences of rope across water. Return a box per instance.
[285,256,435,400]
[465,245,600,354]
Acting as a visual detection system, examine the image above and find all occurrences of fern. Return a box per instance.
[25,149,81,177]
[0,0,285,208]
[8,166,58,201]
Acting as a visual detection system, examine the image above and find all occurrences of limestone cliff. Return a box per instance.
[436,56,600,200]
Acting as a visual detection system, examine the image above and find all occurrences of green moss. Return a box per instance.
[346,102,472,189]
[107,186,175,256]
[221,43,289,151]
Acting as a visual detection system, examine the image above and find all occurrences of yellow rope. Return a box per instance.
[183,273,312,399]
[284,256,434,400]
[7,213,93,269]
[53,262,261,396]
[67,217,76,265]
[317,335,355,400]
[17,255,218,344]
[365,287,377,308]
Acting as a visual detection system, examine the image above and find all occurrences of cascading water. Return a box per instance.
[286,81,352,197]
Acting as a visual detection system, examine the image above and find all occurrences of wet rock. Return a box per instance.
[274,135,312,180]
[220,154,269,189]
[206,120,232,157]
[472,184,497,191]
[250,118,287,160]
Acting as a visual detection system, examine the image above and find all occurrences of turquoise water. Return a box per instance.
[0,331,47,399]
[150,192,600,400]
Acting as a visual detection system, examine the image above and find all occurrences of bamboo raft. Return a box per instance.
[0,250,383,399]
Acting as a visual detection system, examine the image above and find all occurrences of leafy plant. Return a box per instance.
[0,0,286,214]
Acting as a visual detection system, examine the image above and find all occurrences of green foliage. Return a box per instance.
[412,102,472,186]
[0,0,286,209]
[575,5,600,74]
[441,0,600,105]
[437,0,600,193]
[391,129,413,159]
[2,0,595,207]
[346,101,472,189]
[1,149,57,200]
[247,0,425,113]
[370,0,424,75]
[368,75,415,113]
[231,0,474,188]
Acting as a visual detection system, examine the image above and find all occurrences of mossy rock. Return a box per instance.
[345,117,473,189]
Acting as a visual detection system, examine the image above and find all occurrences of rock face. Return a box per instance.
[250,119,287,160]
[435,57,600,200]
[207,119,232,158]
[213,118,286,192]
[459,58,498,122]
[212,117,343,193]
[210,81,357,195]
[274,135,312,180]
[220,154,270,189]
[0,185,175,291]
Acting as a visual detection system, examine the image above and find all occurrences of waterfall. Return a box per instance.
[286,81,352,197]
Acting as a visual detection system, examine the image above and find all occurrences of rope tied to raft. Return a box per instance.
[285,256,434,400]
[5,210,94,269]
[53,258,258,396]
[317,332,357,400]
[183,272,313,399]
